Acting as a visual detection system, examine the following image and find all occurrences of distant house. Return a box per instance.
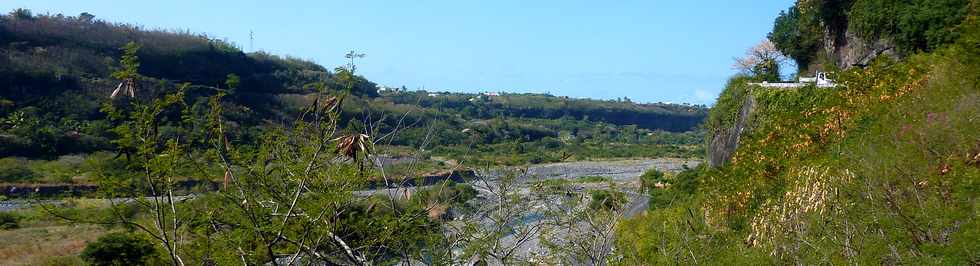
[376,85,401,94]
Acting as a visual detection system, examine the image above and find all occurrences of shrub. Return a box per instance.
[0,157,36,182]
[80,232,157,266]
[639,168,666,192]
[671,165,702,195]
[40,256,85,266]
[0,212,20,229]
[589,190,626,211]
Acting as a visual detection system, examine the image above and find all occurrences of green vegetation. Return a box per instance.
[0,9,704,186]
[639,168,665,191]
[533,176,614,190]
[704,76,753,136]
[848,0,971,53]
[769,5,823,70]
[640,166,702,209]
[382,91,705,132]
[617,3,980,264]
[588,190,627,211]
[577,175,613,183]
[21,1,980,264]
[427,117,703,165]
[770,0,972,71]
[0,157,36,182]
[0,212,19,230]
[80,232,158,266]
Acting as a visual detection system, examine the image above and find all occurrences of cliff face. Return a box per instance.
[823,28,899,69]
[707,95,755,167]
[708,27,899,168]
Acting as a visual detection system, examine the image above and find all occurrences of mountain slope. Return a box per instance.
[616,2,979,264]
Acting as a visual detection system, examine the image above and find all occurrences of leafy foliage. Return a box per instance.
[80,232,158,266]
[770,0,971,71]
[0,157,36,182]
[769,5,824,71]
[849,0,970,53]
[588,190,627,211]
[619,4,980,264]
[0,212,20,230]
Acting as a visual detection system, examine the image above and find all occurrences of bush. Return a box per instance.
[0,212,20,230]
[40,256,84,266]
[81,232,157,266]
[589,190,626,211]
[639,168,666,192]
[0,157,36,182]
[671,165,702,195]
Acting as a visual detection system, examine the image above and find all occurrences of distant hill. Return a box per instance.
[0,9,706,160]
[382,91,705,132]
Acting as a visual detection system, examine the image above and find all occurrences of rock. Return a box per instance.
[824,28,899,69]
[708,95,755,167]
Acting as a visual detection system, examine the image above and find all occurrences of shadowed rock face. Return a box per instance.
[824,28,899,69]
[708,95,755,167]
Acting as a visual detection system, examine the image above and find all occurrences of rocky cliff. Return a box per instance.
[822,28,899,70]
[707,95,755,167]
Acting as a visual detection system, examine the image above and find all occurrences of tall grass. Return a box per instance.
[615,18,980,264]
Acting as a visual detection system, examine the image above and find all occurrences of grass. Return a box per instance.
[533,175,614,187]
[0,224,107,265]
[615,24,980,264]
[576,176,613,183]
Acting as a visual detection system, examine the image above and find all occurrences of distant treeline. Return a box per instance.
[383,91,706,132]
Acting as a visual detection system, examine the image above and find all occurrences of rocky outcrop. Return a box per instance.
[708,95,755,167]
[822,27,899,70]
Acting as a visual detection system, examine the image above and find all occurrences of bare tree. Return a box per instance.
[537,183,628,265]
[733,39,788,81]
[455,168,545,265]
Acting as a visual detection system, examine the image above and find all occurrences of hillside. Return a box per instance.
[770,0,971,73]
[0,9,706,184]
[617,1,979,264]
[0,3,975,265]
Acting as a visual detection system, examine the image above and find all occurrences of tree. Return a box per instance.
[769,5,823,71]
[734,40,787,82]
[56,45,192,266]
[78,12,96,23]
[224,73,240,95]
[110,42,141,99]
[537,182,629,265]
[10,8,32,20]
[459,169,545,264]
[81,232,158,266]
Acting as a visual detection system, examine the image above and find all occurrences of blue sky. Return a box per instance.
[2,1,794,105]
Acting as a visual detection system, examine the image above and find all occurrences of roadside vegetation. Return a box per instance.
[617,1,979,264]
